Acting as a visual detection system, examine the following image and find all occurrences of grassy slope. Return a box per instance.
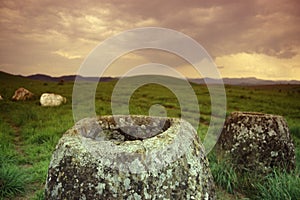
[0,71,299,199]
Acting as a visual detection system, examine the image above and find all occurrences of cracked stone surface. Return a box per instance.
[216,112,295,174]
[45,115,216,199]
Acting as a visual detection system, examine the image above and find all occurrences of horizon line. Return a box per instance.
[1,70,300,82]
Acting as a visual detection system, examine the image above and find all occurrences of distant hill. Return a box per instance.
[189,77,300,85]
[1,71,299,85]
[26,73,300,85]
[26,74,116,82]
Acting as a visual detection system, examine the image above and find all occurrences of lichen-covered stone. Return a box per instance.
[216,112,295,173]
[11,87,34,101]
[45,115,215,199]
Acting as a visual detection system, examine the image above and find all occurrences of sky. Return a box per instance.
[0,0,299,80]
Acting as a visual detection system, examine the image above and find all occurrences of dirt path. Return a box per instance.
[11,124,25,156]
[5,120,32,169]
[5,120,38,200]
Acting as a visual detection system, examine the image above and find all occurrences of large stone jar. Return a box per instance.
[45,115,215,199]
[216,112,295,174]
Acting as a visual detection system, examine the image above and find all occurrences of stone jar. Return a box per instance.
[45,115,216,200]
[216,112,295,174]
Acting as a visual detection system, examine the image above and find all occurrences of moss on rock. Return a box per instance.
[216,112,295,174]
[45,115,215,199]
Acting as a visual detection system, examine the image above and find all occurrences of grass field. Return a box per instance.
[0,71,299,199]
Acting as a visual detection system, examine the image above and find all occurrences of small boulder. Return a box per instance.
[45,115,216,199]
[40,93,67,107]
[0,94,3,100]
[216,112,295,173]
[12,87,34,101]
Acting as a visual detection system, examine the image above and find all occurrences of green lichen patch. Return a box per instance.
[216,112,296,174]
[45,115,216,199]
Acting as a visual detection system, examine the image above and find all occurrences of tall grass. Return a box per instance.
[0,114,28,198]
[0,164,28,198]
[209,151,300,199]
[290,125,300,139]
[209,153,238,194]
[32,189,45,200]
[253,169,300,200]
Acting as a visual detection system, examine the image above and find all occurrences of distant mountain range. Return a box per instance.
[189,77,300,85]
[26,74,116,82]
[1,71,299,85]
[26,74,300,85]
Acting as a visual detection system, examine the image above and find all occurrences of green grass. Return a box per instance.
[253,169,300,200]
[0,119,28,199]
[0,71,299,199]
[290,125,300,139]
[209,150,300,199]
[209,153,238,194]
[0,164,28,198]
[0,121,18,165]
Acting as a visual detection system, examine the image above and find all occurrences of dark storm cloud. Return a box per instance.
[104,0,300,58]
[0,0,299,77]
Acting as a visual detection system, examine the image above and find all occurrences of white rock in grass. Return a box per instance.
[40,93,66,107]
[45,115,216,200]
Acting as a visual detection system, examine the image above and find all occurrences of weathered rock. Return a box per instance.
[40,93,67,106]
[12,87,34,101]
[216,112,295,173]
[45,115,215,200]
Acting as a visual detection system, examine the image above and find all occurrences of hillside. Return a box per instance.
[189,77,300,85]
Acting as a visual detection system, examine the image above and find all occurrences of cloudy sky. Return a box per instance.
[0,0,299,80]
